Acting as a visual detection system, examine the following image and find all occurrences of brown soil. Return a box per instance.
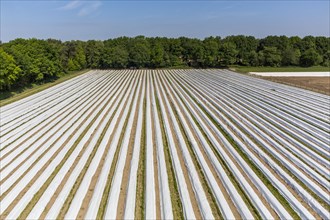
[253,139,322,219]
[0,76,118,210]
[153,78,184,219]
[0,84,112,219]
[217,91,330,207]
[263,77,330,95]
[38,73,130,220]
[0,72,119,218]
[0,73,115,172]
[150,72,162,220]
[155,72,203,219]
[134,72,147,219]
[0,90,96,181]
[187,75,321,219]
[95,76,140,220]
[76,73,136,219]
[116,73,143,219]
[170,72,260,217]
[160,72,223,219]
[0,115,57,162]
[178,82,267,218]
[0,72,106,138]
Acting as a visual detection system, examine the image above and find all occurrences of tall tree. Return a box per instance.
[1,35,330,91]
[128,36,151,68]
[224,35,258,65]
[203,37,220,67]
[101,45,129,68]
[0,48,21,90]
[281,47,301,66]
[258,46,282,66]
[219,42,238,66]
[150,42,165,68]
[300,48,322,67]
[85,40,103,68]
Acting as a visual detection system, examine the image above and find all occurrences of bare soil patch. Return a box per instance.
[263,77,330,95]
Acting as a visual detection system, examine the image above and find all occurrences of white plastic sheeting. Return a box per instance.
[1,69,328,220]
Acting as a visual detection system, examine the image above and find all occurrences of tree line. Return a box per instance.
[0,35,329,91]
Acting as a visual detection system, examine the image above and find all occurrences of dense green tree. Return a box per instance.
[300,48,323,67]
[180,37,205,67]
[258,46,282,66]
[0,48,21,90]
[219,42,238,66]
[1,35,329,91]
[203,37,220,67]
[67,58,78,71]
[150,42,165,68]
[73,43,87,70]
[2,38,64,85]
[314,37,330,67]
[85,40,103,68]
[281,47,301,66]
[259,36,290,52]
[300,36,316,52]
[167,39,184,66]
[224,35,258,65]
[315,37,329,55]
[62,41,86,71]
[128,36,151,68]
[322,50,330,67]
[289,36,302,50]
[101,45,129,68]
[247,51,259,66]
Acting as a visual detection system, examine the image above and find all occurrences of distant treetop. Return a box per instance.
[0,35,329,91]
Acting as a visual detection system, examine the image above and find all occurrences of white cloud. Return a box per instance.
[78,1,102,16]
[59,0,102,16]
[59,0,82,10]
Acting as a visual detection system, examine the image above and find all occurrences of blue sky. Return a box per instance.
[1,0,329,42]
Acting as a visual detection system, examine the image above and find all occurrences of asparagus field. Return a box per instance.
[0,69,329,219]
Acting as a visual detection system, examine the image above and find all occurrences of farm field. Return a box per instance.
[231,66,330,73]
[0,69,329,219]
[248,72,330,94]
[0,69,91,107]
[249,72,330,77]
[261,76,330,95]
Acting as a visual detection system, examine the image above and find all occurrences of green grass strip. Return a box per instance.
[175,75,300,218]
[193,95,300,220]
[154,94,184,220]
[170,100,224,219]
[96,78,139,219]
[167,74,262,219]
[56,92,123,219]
[134,95,147,219]
[16,72,126,219]
[15,91,110,219]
